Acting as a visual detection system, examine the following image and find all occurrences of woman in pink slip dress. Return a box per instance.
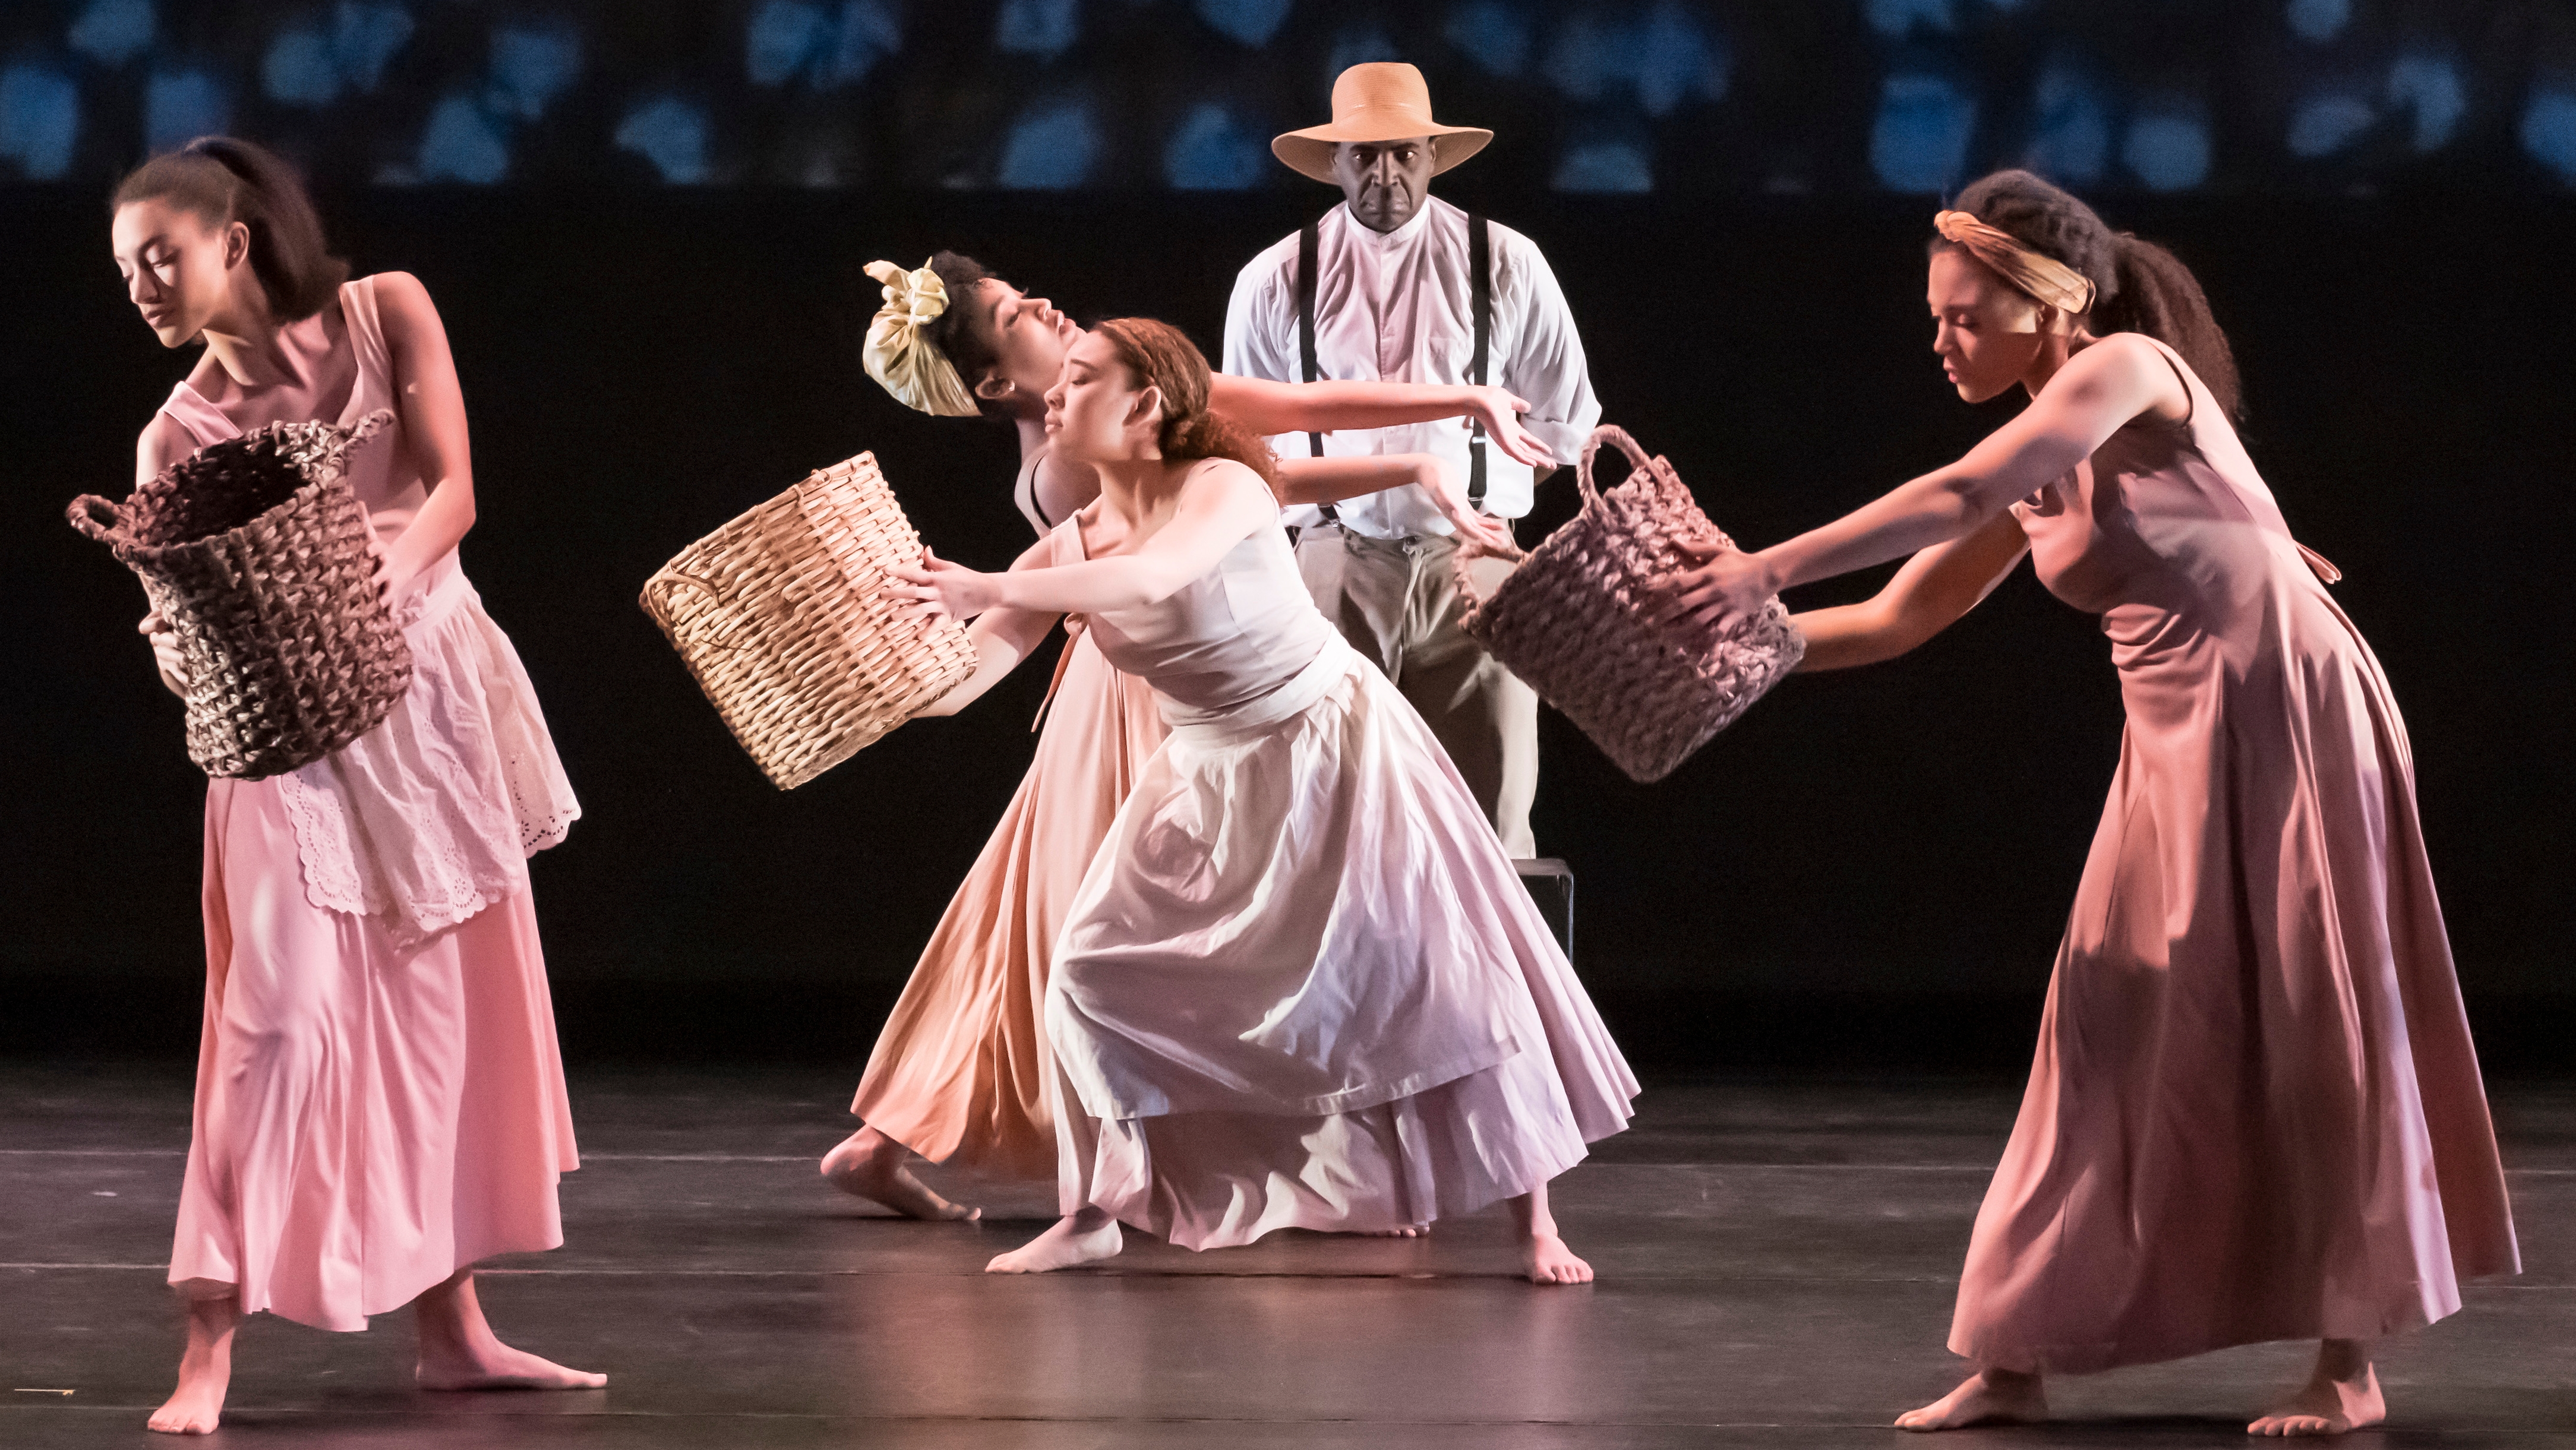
[111,139,596,1435]
[1655,169,2515,1436]
[889,319,1635,1282]
[825,253,1545,1219]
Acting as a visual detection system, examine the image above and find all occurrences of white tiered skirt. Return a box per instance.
[1047,642,1636,1248]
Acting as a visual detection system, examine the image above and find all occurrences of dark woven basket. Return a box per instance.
[69,409,412,779]
[1458,425,1805,783]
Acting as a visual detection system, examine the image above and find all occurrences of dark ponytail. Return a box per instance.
[2094,235,2240,421]
[1092,317,1283,498]
[1943,169,2241,418]
[113,137,348,322]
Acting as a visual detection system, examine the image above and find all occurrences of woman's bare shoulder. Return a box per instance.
[134,412,194,482]
[363,271,446,345]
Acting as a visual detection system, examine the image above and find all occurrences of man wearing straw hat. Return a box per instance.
[1224,62,1599,861]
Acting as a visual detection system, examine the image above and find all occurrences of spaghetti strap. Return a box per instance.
[2128,333,2198,428]
[1013,448,1056,533]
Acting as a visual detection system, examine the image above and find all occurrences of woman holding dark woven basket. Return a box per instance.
[109,139,595,1435]
[1653,169,2514,1436]
[886,318,1634,1281]
[823,253,1538,1221]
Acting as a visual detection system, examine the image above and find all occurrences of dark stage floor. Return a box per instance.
[5,1062,2574,1447]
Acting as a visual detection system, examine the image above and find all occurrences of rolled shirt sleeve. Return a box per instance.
[1492,225,1603,476]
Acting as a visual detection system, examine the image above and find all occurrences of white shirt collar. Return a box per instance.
[1340,198,1438,248]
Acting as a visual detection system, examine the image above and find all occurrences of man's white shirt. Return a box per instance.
[1223,196,1601,539]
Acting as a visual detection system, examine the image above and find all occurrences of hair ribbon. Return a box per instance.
[862,259,982,418]
[1933,211,2098,315]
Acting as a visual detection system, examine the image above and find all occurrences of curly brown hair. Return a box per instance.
[1089,318,1282,497]
[1940,169,2242,418]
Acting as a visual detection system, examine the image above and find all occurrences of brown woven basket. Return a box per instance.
[1458,424,1805,783]
[640,451,977,789]
[68,409,412,780]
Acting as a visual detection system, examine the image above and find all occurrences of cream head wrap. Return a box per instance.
[1932,210,2098,316]
[862,258,982,418]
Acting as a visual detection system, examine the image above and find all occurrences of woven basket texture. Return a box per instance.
[640,451,977,789]
[1458,424,1805,783]
[68,409,412,780]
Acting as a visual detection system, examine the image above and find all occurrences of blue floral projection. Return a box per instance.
[4,1,2571,192]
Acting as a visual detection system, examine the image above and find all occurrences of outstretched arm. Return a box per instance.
[907,536,1068,718]
[1207,375,1554,467]
[1789,512,2029,671]
[1656,335,2183,628]
[1272,453,1517,555]
[892,462,1279,621]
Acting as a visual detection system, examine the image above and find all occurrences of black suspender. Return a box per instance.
[1296,219,1324,459]
[1296,218,1335,523]
[1295,210,1495,521]
[1466,211,1491,509]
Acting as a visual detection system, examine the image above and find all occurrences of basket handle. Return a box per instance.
[1576,425,1655,507]
[67,495,122,545]
[639,571,753,653]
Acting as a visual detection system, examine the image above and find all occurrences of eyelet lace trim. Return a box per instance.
[279,581,578,946]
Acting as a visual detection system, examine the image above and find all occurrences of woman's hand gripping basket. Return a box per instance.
[1457,425,1804,783]
[640,452,977,788]
[67,409,411,779]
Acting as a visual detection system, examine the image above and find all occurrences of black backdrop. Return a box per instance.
[6,184,2569,1070]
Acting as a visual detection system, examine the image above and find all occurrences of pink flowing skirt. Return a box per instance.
[849,629,1166,1177]
[1948,584,2517,1373]
[169,776,577,1331]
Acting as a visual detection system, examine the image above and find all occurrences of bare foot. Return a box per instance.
[1896,1367,2048,1431]
[1507,1183,1592,1284]
[412,1270,605,1392]
[1358,1222,1432,1239]
[2249,1341,2384,1436]
[1524,1230,1593,1284]
[148,1294,238,1435]
[822,1127,980,1221]
[986,1208,1122,1273]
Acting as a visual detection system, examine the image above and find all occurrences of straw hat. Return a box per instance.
[1271,62,1494,183]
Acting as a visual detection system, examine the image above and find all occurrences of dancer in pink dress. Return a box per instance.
[891,319,1635,1282]
[825,254,1543,1219]
[1655,169,2517,1435]
[110,139,598,1435]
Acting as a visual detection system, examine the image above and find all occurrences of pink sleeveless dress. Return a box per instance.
[1949,336,2517,1373]
[847,448,1166,1177]
[1046,500,1636,1246]
[159,276,582,1331]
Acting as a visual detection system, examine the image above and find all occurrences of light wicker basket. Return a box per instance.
[1458,425,1804,784]
[640,451,977,789]
[68,409,411,779]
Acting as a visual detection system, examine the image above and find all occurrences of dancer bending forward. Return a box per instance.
[891,318,1634,1281]
[111,139,598,1434]
[1656,169,2516,1436]
[828,252,1541,1219]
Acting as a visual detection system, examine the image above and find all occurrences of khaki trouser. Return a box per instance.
[1296,524,1540,858]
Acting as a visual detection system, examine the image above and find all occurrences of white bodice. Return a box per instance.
[1074,516,1343,729]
